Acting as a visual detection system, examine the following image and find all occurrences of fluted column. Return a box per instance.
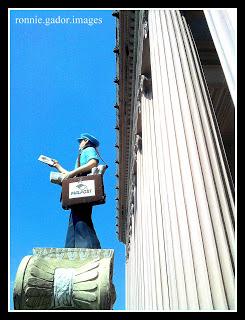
[141,95,169,310]
[145,9,235,310]
[137,137,155,310]
[125,9,235,311]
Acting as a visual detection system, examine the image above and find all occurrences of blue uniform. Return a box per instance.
[65,146,101,249]
[75,146,99,168]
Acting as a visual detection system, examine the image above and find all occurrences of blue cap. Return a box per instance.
[77,133,100,147]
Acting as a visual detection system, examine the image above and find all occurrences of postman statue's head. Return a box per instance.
[77,133,100,149]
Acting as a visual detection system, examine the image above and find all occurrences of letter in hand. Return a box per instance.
[38,155,55,166]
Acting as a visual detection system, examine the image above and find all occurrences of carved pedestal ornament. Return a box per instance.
[13,248,116,310]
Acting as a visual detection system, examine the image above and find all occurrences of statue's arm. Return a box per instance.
[52,160,68,174]
[63,159,98,179]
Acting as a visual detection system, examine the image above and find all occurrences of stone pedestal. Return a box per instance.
[13,248,116,310]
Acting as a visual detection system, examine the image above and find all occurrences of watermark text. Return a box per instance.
[15,16,103,27]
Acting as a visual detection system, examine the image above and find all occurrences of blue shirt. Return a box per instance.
[75,147,99,168]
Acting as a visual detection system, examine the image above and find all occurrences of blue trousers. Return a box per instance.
[65,204,101,249]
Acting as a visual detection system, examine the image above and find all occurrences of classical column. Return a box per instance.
[204,9,237,107]
[145,9,235,310]
[141,93,173,310]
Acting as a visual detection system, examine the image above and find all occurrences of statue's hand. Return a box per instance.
[52,159,59,168]
[61,172,71,182]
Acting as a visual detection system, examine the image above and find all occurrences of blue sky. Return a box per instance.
[9,9,125,310]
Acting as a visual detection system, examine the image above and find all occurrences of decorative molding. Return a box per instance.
[116,11,146,243]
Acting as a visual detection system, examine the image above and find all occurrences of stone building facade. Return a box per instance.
[114,9,236,310]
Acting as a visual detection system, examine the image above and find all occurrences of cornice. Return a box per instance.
[114,10,143,243]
